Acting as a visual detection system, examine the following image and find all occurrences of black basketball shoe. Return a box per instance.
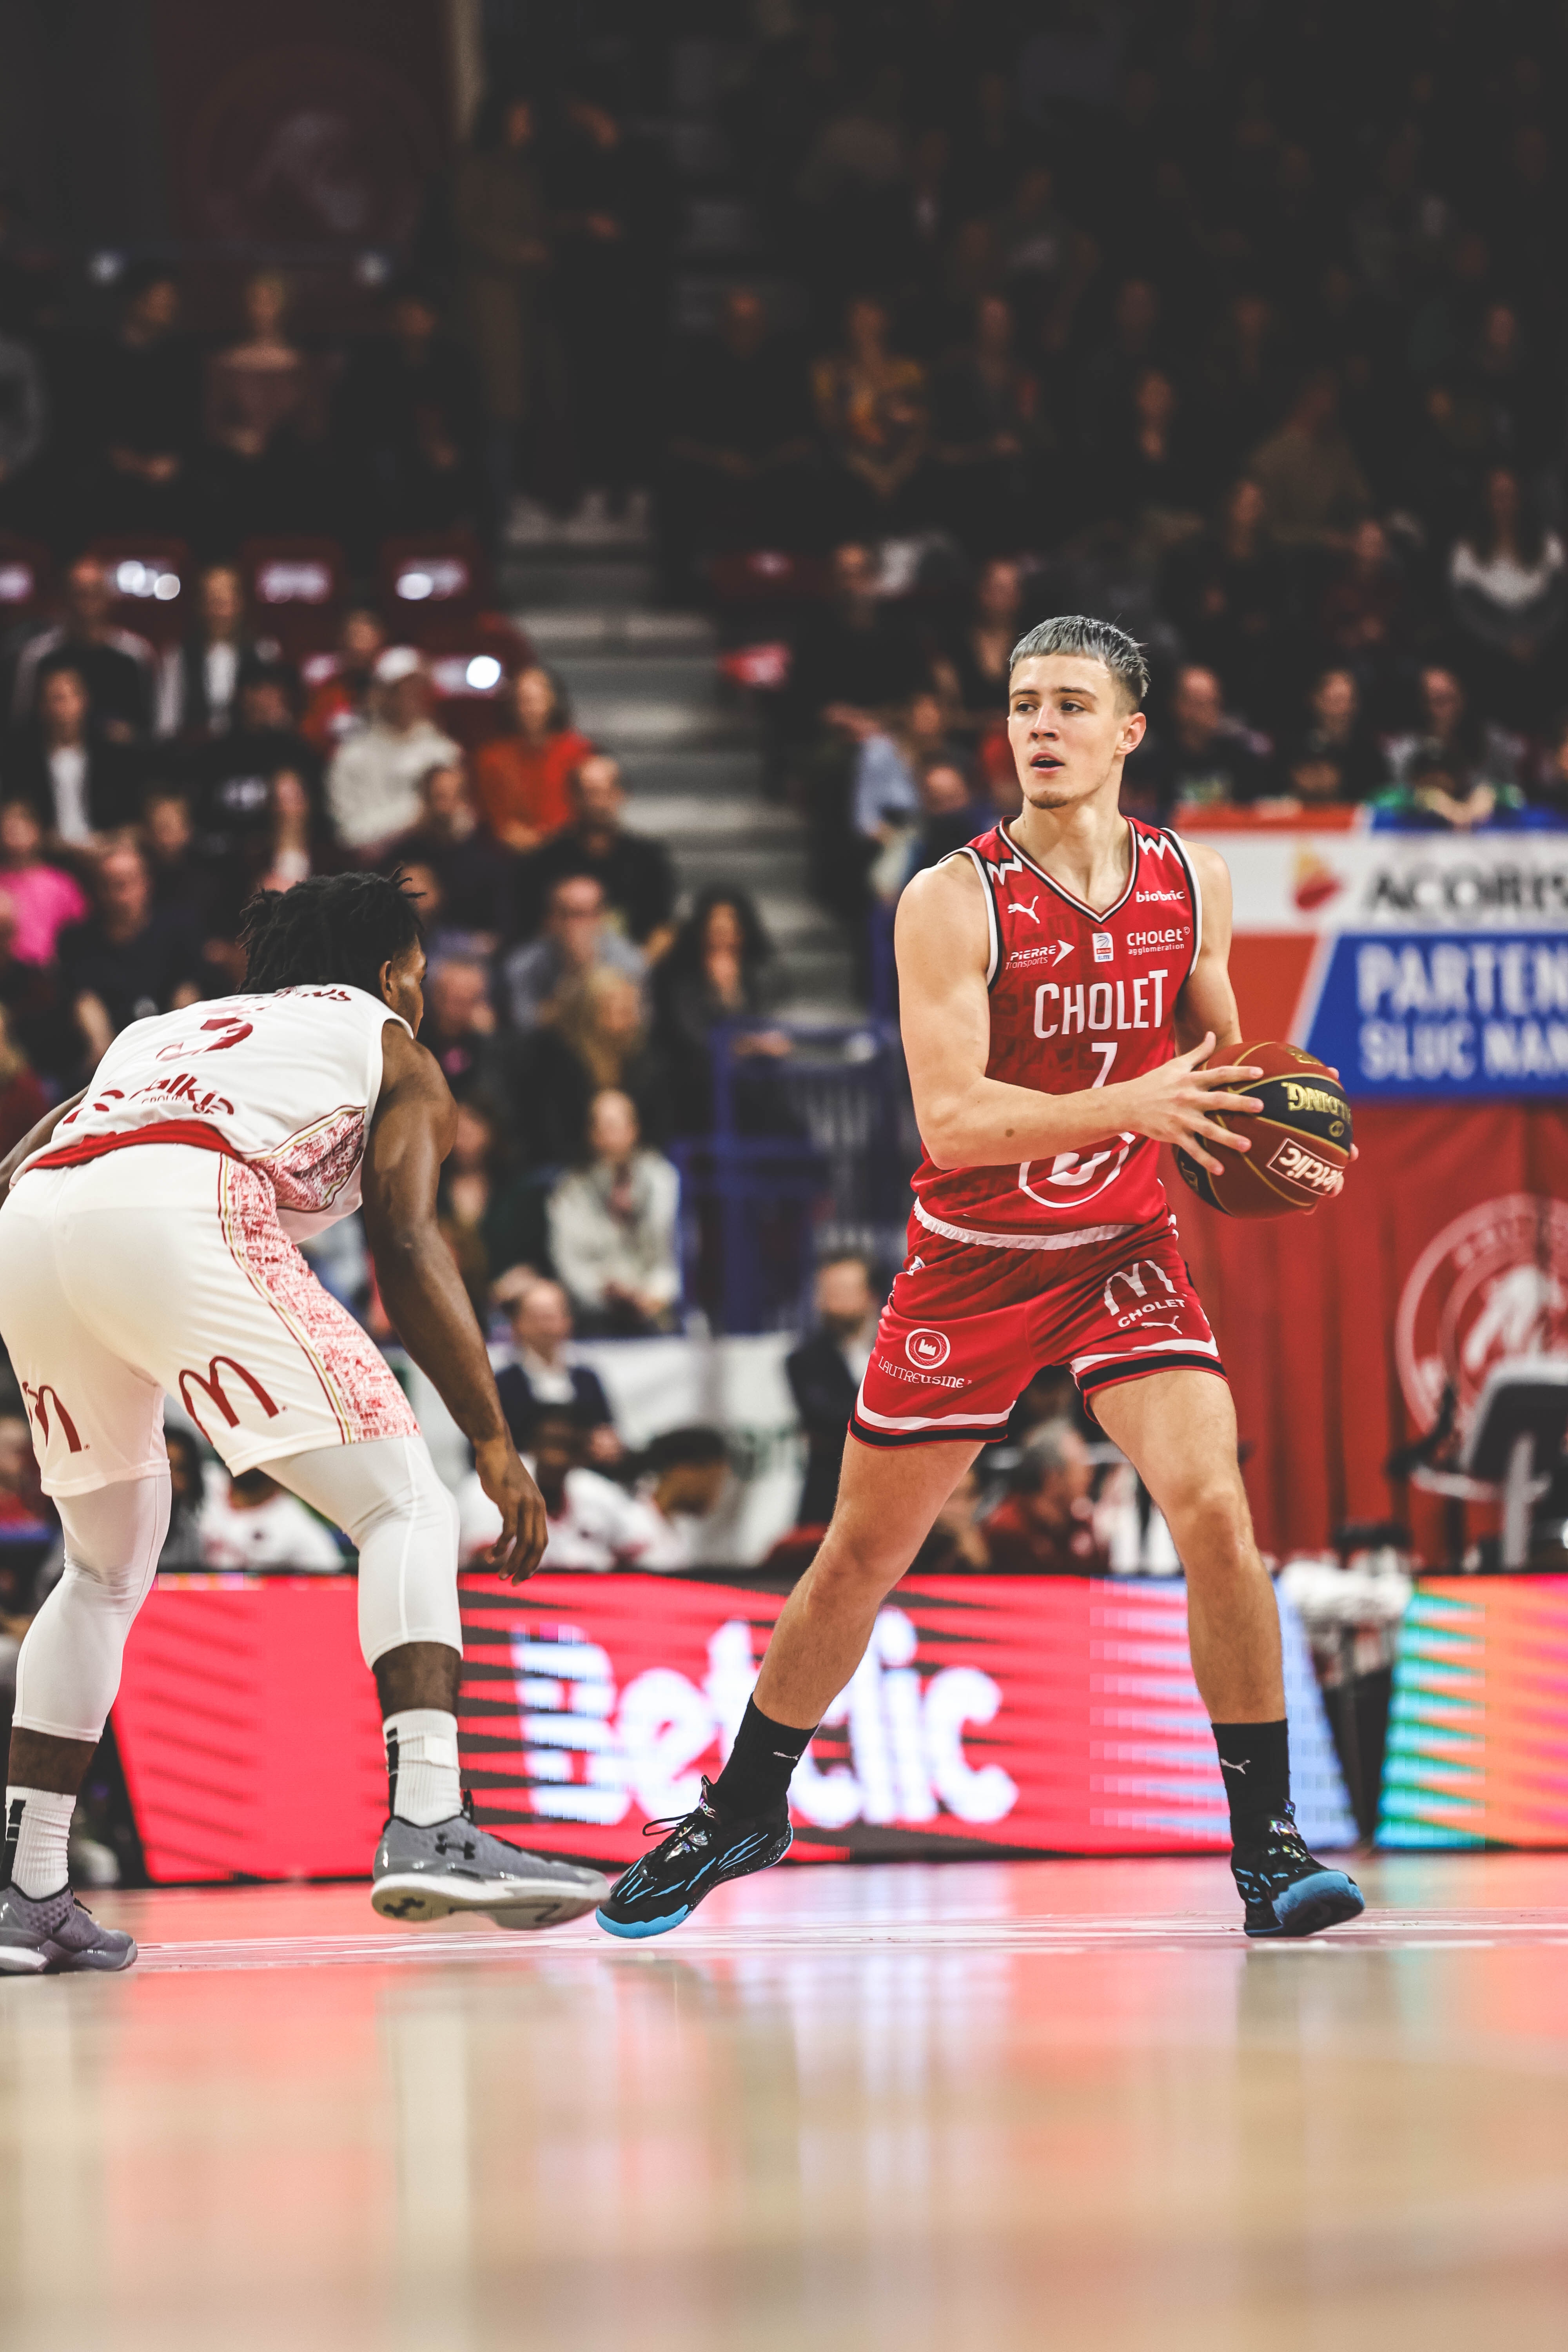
[1232,1805,1365,1938]
[596,1779,792,1939]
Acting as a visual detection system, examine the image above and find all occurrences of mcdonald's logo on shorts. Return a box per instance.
[22,1383,83,1453]
[178,1356,281,1437]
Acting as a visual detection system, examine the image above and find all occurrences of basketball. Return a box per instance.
[1173,1041,1353,1218]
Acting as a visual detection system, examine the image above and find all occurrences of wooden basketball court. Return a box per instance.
[2,1854,1566,2349]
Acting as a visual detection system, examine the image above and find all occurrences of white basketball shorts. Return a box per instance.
[0,1144,419,1497]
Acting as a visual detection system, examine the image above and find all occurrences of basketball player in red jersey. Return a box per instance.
[598,616,1363,1942]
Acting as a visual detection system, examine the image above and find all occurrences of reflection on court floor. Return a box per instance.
[4,1857,1568,2352]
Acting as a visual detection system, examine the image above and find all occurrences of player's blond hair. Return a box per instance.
[1008,615,1150,709]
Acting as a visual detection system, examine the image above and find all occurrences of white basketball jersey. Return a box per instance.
[19,985,411,1240]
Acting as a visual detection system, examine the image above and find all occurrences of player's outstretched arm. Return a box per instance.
[897,858,1265,1180]
[361,1024,546,1581]
[0,1090,86,1198]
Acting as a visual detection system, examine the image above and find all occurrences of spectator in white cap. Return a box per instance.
[325,646,461,859]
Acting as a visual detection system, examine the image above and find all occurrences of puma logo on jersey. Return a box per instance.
[1007,896,1043,924]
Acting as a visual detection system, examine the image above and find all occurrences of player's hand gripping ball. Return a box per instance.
[1174,1041,1352,1217]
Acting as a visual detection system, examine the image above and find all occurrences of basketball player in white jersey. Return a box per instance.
[0,873,610,1971]
[599,616,1364,1942]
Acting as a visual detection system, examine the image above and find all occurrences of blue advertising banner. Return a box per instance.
[1304,933,1568,1095]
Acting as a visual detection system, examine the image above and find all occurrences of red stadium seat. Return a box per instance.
[85,535,191,649]
[709,550,832,606]
[238,536,347,662]
[415,609,534,750]
[0,536,54,627]
[378,531,495,636]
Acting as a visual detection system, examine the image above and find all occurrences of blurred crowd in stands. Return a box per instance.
[0,0,1564,1573]
[0,554,735,1330]
[659,0,1568,901]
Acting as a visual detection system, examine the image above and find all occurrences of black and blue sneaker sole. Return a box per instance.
[595,1904,691,1940]
[595,1814,792,1938]
[1246,1869,1365,1938]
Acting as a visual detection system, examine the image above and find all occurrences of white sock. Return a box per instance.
[6,1788,75,1900]
[384,1710,462,1827]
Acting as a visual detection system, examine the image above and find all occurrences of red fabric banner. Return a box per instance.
[1169,1105,1568,1560]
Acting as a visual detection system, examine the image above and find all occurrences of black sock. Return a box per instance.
[1212,1719,1290,1843]
[711,1699,816,1818]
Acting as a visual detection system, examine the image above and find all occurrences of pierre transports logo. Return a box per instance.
[905,1328,952,1370]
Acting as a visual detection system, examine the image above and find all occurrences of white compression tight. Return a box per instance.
[274,1435,462,1668]
[14,1476,171,1742]
[12,1434,461,1746]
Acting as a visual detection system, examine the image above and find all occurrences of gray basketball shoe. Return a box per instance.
[372,1811,610,1930]
[0,1884,137,1973]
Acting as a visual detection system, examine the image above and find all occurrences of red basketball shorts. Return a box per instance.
[850,1213,1227,1450]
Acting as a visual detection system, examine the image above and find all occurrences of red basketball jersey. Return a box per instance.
[909,817,1203,1249]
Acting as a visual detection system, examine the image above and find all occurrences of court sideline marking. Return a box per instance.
[115,1911,1568,1972]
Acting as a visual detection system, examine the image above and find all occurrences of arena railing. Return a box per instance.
[671,1019,917,1334]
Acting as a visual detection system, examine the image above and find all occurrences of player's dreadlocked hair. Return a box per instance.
[238,871,425,997]
[1008,615,1150,709]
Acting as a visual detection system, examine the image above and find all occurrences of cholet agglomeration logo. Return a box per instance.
[1395,1193,1568,1431]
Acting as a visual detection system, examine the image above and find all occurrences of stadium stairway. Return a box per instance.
[502,521,857,1016]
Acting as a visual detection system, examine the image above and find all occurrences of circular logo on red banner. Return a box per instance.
[1395,1192,1568,1431]
[905,1328,952,1370]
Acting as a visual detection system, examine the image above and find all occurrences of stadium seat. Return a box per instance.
[238,536,347,663]
[415,608,535,750]
[86,534,191,649]
[377,531,495,636]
